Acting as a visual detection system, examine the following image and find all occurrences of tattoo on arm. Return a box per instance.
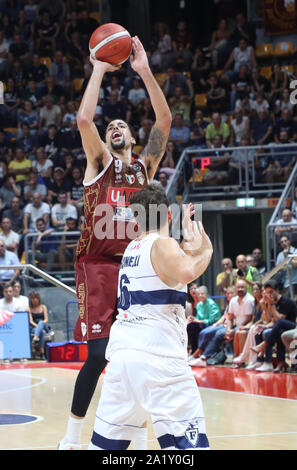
[142,127,167,161]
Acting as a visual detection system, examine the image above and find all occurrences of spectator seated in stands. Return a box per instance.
[17,123,38,158]
[168,113,190,152]
[8,148,32,188]
[269,63,289,106]
[23,191,51,234]
[188,286,236,367]
[0,217,19,254]
[250,109,274,146]
[38,95,62,132]
[25,54,48,88]
[188,110,208,149]
[102,90,131,127]
[58,217,80,271]
[206,18,231,70]
[67,166,84,215]
[2,196,23,234]
[35,10,60,56]
[0,282,21,312]
[62,101,78,130]
[168,82,194,125]
[22,79,44,108]
[0,241,20,290]
[29,291,50,360]
[17,99,39,134]
[187,282,200,317]
[235,254,261,295]
[276,234,297,298]
[38,124,62,165]
[51,190,78,231]
[172,20,193,71]
[127,76,147,109]
[229,135,255,184]
[190,47,211,93]
[252,248,267,278]
[229,12,256,47]
[32,147,53,186]
[159,141,179,175]
[274,109,297,144]
[49,50,71,90]
[162,66,190,100]
[232,282,274,369]
[250,66,269,100]
[47,167,70,205]
[274,89,294,117]
[216,257,238,300]
[229,64,252,112]
[150,21,174,72]
[138,119,153,147]
[274,208,297,239]
[24,169,48,203]
[222,37,256,80]
[205,112,230,148]
[269,131,297,182]
[250,92,270,119]
[205,73,227,114]
[28,217,59,273]
[12,280,29,312]
[251,280,297,372]
[227,279,255,361]
[281,326,297,373]
[229,109,250,146]
[0,77,21,126]
[0,174,21,210]
[201,134,231,186]
[187,285,221,356]
[60,121,84,159]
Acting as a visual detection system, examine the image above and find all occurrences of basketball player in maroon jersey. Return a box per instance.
[59,36,172,450]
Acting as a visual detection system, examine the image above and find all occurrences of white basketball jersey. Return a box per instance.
[105,233,188,361]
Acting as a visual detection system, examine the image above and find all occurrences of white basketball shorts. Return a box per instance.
[88,349,209,450]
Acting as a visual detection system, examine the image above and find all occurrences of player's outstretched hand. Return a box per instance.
[130,36,149,73]
[182,203,212,255]
[89,53,121,73]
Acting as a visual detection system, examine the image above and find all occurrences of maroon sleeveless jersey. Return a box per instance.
[76,155,148,260]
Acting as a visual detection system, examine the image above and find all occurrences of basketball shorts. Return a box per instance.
[88,350,210,450]
[74,255,121,342]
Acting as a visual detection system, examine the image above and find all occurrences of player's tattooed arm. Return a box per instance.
[141,126,168,181]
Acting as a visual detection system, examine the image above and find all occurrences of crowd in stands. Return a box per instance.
[0,2,296,366]
[186,250,297,374]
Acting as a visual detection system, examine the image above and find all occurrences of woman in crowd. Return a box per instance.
[189,286,236,367]
[29,291,49,360]
[232,282,274,369]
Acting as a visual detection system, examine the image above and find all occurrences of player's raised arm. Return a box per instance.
[130,36,172,181]
[76,56,120,182]
[152,205,213,287]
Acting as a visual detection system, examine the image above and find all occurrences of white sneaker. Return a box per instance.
[233,355,244,365]
[255,363,273,372]
[245,362,259,370]
[190,358,207,367]
[57,441,82,450]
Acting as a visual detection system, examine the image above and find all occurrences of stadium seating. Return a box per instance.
[256,43,274,59]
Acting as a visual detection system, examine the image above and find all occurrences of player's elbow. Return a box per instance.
[77,113,92,129]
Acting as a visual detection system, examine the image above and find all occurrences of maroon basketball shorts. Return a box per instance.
[74,255,122,342]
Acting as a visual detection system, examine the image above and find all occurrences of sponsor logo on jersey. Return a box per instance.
[92,323,102,334]
[125,174,135,185]
[136,171,145,185]
[107,187,140,206]
[185,422,199,448]
[132,163,141,172]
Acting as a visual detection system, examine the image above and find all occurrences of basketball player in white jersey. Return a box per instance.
[88,185,213,450]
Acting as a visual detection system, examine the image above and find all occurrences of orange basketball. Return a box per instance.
[89,23,132,65]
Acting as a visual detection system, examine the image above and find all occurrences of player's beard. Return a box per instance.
[111,137,126,150]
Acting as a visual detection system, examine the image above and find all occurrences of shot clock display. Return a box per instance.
[47,341,88,362]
